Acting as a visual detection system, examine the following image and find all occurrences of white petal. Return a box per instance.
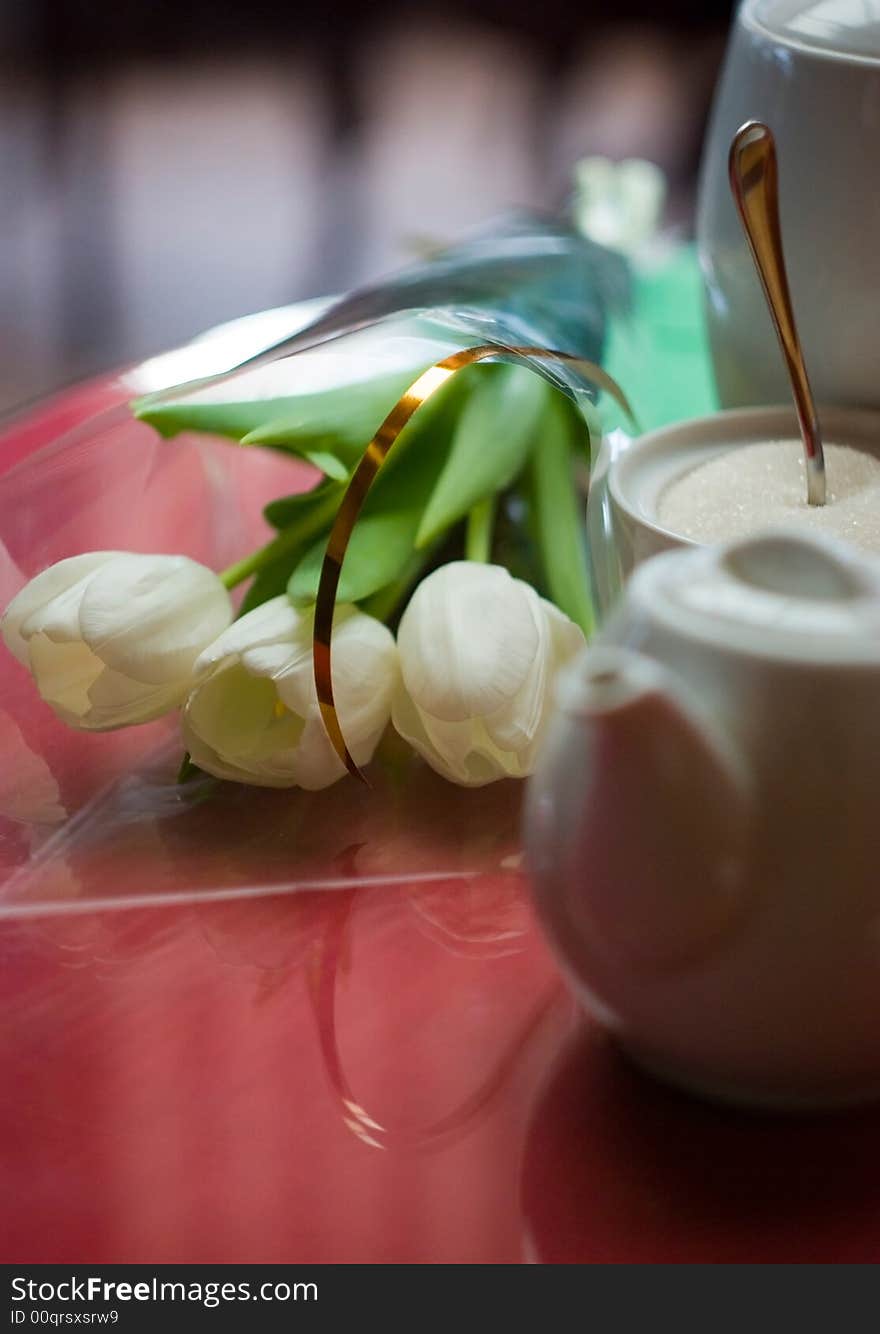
[484,599,585,753]
[26,633,104,722]
[281,716,349,790]
[193,595,302,675]
[241,640,306,681]
[482,587,550,752]
[1,552,117,665]
[186,658,300,751]
[20,580,93,644]
[182,604,395,789]
[270,605,396,723]
[268,609,396,780]
[391,685,471,782]
[392,683,514,786]
[184,726,299,789]
[391,592,586,786]
[484,676,544,754]
[79,554,232,685]
[25,632,184,732]
[541,596,588,668]
[397,562,540,723]
[183,670,303,789]
[81,667,185,730]
[285,706,390,790]
[182,666,304,789]
[312,609,398,733]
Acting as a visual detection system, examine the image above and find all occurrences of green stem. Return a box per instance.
[218,488,341,590]
[464,494,497,564]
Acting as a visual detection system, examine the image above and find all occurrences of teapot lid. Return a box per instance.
[748,0,880,63]
[629,530,880,666]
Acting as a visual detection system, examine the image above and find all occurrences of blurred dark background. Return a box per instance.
[0,0,735,415]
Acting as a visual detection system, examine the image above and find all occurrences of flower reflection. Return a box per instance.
[193,854,558,1152]
[306,886,563,1151]
[8,741,559,1154]
[405,872,531,960]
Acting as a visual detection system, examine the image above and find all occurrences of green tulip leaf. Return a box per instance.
[262,477,344,532]
[301,450,350,482]
[415,362,551,549]
[237,367,430,471]
[135,369,421,479]
[289,510,422,608]
[528,393,594,637]
[133,318,467,474]
[287,372,469,606]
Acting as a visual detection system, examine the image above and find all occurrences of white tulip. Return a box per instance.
[392,561,586,786]
[1,552,233,731]
[182,596,397,789]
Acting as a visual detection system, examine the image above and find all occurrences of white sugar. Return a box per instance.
[657,441,880,554]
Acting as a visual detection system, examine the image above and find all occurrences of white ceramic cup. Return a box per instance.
[587,404,880,615]
[697,0,880,409]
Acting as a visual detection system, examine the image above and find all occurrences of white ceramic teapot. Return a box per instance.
[525,528,880,1110]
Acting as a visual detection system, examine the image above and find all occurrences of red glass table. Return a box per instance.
[2,343,880,1264]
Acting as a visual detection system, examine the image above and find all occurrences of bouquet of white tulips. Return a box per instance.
[2,215,634,791]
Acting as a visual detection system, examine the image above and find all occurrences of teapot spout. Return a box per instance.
[527,647,752,969]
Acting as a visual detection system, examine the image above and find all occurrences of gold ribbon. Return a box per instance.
[312,343,634,780]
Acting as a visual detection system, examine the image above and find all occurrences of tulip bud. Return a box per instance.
[182,596,398,789]
[392,561,585,786]
[1,552,233,731]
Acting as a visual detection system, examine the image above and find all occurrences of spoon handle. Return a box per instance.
[729,120,826,507]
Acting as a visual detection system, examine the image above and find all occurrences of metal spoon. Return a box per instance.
[729,120,826,507]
